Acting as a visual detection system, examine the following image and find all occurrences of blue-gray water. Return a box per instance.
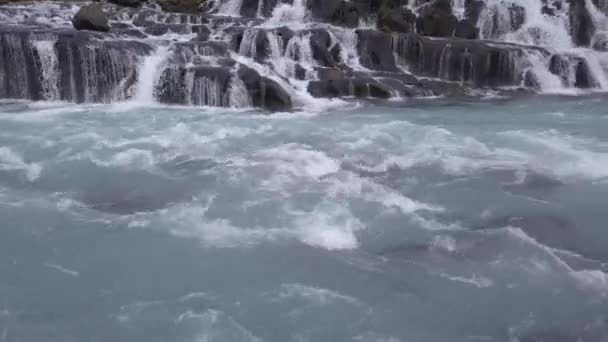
[1,97,607,342]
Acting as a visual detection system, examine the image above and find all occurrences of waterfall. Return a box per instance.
[133,45,171,104]
[33,40,60,100]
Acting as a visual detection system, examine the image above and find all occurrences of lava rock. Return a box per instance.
[144,23,189,36]
[109,0,145,7]
[454,19,478,39]
[393,33,526,87]
[309,29,341,67]
[464,0,485,23]
[592,32,608,51]
[308,0,360,27]
[416,0,458,37]
[237,66,292,111]
[307,78,392,98]
[378,6,417,33]
[72,4,110,32]
[192,24,211,41]
[569,0,595,46]
[157,0,205,13]
[575,59,595,88]
[356,29,398,71]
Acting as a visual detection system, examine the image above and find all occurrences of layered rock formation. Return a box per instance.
[1,0,608,110]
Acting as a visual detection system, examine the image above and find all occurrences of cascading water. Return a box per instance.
[133,45,171,104]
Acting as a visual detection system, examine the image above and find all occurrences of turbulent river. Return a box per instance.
[0,96,607,341]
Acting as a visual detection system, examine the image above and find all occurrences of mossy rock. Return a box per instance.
[157,0,205,12]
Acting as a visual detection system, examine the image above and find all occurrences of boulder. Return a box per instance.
[416,0,458,37]
[237,66,292,111]
[72,4,110,32]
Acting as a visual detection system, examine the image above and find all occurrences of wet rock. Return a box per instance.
[109,0,146,7]
[393,33,527,87]
[308,0,360,27]
[416,0,458,37]
[592,31,608,51]
[144,23,189,36]
[575,59,595,88]
[508,5,525,31]
[156,66,232,106]
[356,29,398,71]
[157,0,205,13]
[464,0,484,23]
[309,29,341,67]
[294,64,307,80]
[192,24,211,41]
[569,0,595,46]
[72,4,110,32]
[523,70,541,89]
[316,67,350,80]
[454,19,478,39]
[307,77,392,98]
[237,66,292,111]
[377,5,416,33]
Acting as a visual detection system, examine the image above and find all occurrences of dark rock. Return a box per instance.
[592,32,608,51]
[294,64,307,80]
[356,29,398,71]
[309,29,341,67]
[72,4,110,32]
[109,0,145,7]
[192,24,211,41]
[156,66,232,106]
[524,70,541,89]
[416,0,458,37]
[464,0,484,23]
[508,5,525,31]
[308,78,392,98]
[317,67,349,80]
[308,0,360,27]
[237,66,292,111]
[377,7,416,33]
[574,59,595,88]
[454,19,478,39]
[158,0,204,13]
[144,23,189,36]
[569,0,595,46]
[393,33,527,87]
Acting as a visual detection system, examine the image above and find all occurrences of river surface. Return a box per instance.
[0,97,607,342]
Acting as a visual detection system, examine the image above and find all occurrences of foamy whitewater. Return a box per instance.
[1,96,607,341]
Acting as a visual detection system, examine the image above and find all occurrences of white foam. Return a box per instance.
[498,129,608,181]
[272,283,362,306]
[293,201,362,250]
[178,310,263,342]
[133,45,171,105]
[443,274,494,288]
[44,262,79,277]
[0,147,42,181]
[255,143,340,186]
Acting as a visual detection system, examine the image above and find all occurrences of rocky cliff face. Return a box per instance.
[1,0,608,110]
